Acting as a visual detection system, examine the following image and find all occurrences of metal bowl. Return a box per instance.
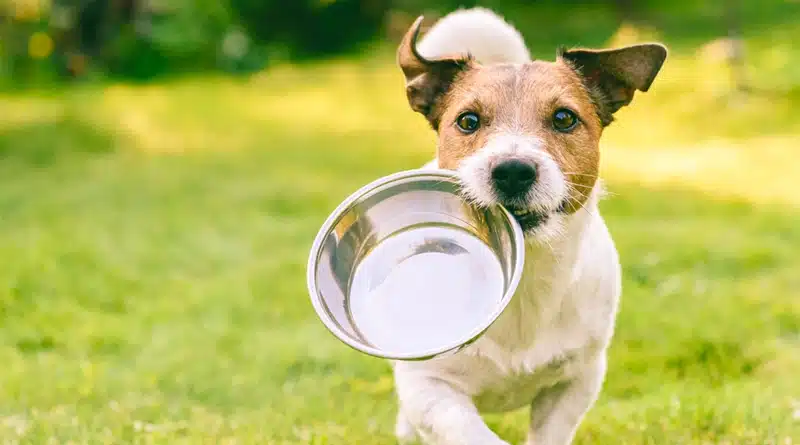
[306,168,525,361]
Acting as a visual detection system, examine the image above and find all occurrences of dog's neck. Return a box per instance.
[483,180,605,348]
[525,179,601,297]
[528,179,604,256]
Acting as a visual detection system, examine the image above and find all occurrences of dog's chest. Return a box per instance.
[472,351,578,412]
[464,330,587,413]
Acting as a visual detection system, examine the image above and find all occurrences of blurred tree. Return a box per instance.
[614,0,638,22]
[229,0,391,59]
[0,0,764,88]
[103,0,239,78]
[50,0,137,78]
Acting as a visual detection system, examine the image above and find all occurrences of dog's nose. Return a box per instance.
[492,160,536,198]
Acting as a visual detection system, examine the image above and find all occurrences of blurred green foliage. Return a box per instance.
[0,0,793,86]
[1,0,393,84]
[229,0,389,57]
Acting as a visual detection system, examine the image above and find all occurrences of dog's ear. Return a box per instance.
[560,43,667,126]
[397,16,473,129]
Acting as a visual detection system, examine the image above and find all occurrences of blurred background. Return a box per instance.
[1,0,799,443]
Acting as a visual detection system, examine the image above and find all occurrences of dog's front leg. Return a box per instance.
[395,373,510,445]
[525,356,606,445]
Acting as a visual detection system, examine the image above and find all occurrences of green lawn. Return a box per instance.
[2,3,800,444]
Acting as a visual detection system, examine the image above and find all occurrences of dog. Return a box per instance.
[391,8,667,445]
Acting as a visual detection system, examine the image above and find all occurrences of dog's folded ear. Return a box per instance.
[560,43,667,126]
[397,16,473,129]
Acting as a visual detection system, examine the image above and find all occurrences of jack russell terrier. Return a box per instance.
[390,7,667,445]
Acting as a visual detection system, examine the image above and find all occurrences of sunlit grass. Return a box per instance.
[0,9,799,443]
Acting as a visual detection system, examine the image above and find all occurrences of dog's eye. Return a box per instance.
[552,109,578,133]
[455,112,480,134]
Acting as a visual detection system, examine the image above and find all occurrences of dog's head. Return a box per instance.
[398,16,666,242]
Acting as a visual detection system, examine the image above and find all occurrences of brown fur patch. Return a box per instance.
[397,16,474,129]
[559,44,667,126]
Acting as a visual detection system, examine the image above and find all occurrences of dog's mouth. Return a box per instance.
[507,206,549,232]
[506,200,569,232]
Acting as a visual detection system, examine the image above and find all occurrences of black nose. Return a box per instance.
[492,160,536,198]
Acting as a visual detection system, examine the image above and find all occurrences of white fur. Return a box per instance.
[458,133,570,245]
[458,134,566,211]
[416,7,531,64]
[394,9,622,445]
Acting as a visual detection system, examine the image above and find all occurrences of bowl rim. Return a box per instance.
[306,168,526,361]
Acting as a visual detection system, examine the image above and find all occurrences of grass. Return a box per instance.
[1,1,800,443]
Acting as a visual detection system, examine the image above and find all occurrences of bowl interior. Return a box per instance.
[308,170,525,360]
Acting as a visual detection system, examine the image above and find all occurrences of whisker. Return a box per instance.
[564,180,619,199]
[561,171,598,176]
[601,190,619,198]
[561,172,600,179]
[564,181,596,190]
[565,193,595,218]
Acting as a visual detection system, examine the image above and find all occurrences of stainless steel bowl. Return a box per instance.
[307,169,525,361]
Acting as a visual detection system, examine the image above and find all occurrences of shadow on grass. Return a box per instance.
[0,115,118,167]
